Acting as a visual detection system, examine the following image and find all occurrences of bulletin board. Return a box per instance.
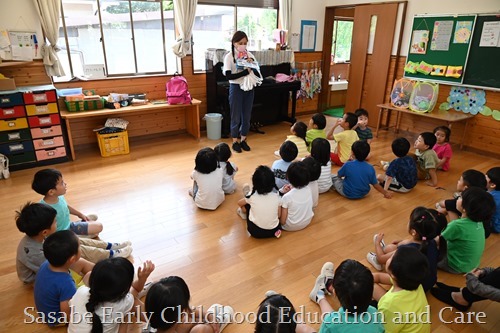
[404,14,476,85]
[462,14,500,90]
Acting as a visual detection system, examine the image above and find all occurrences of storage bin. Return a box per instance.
[28,114,60,127]
[1,105,26,119]
[0,128,31,144]
[30,125,63,139]
[97,131,129,157]
[0,92,23,108]
[35,146,67,161]
[0,117,29,131]
[65,98,105,111]
[0,139,34,155]
[33,136,65,150]
[23,90,57,104]
[25,103,58,116]
[9,151,36,165]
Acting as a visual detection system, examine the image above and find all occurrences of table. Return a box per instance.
[375,103,474,149]
[61,99,201,160]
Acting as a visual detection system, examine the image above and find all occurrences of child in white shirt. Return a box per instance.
[190,147,224,210]
[214,142,238,194]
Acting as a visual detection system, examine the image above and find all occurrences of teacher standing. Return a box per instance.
[223,31,259,153]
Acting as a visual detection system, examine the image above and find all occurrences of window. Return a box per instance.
[192,1,278,72]
[57,0,177,82]
[332,20,354,63]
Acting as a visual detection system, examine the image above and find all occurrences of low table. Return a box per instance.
[375,103,474,149]
[61,99,201,160]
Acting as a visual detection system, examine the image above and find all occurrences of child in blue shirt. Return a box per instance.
[34,230,93,326]
[377,137,417,193]
[486,167,500,233]
[331,141,392,199]
[272,140,298,190]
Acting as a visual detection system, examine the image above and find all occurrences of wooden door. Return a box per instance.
[345,3,399,127]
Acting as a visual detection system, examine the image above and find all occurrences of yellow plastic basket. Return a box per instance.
[96,131,129,157]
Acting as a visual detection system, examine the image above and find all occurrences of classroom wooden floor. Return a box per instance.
[0,115,499,333]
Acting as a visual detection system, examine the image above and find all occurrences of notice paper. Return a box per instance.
[479,21,500,47]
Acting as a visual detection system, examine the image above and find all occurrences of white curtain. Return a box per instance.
[32,0,65,76]
[279,0,292,45]
[172,0,198,58]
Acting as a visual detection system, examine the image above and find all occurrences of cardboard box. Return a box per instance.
[0,78,16,91]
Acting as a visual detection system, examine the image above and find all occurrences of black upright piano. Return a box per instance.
[205,49,300,137]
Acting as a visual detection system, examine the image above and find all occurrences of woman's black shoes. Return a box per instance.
[232,141,242,153]
[240,140,251,151]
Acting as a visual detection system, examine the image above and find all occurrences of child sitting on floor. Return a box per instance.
[32,169,103,237]
[377,137,417,193]
[301,156,321,208]
[327,112,359,166]
[272,141,298,190]
[310,138,333,194]
[309,259,384,333]
[438,187,495,274]
[353,108,373,144]
[414,132,439,187]
[214,142,238,194]
[237,165,282,239]
[433,126,453,171]
[331,141,392,199]
[306,113,327,151]
[189,147,224,210]
[486,167,500,233]
[275,121,309,159]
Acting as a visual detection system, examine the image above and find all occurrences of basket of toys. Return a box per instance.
[409,81,439,113]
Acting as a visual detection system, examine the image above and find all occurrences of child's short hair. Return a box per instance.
[43,230,79,267]
[255,294,297,333]
[486,167,500,189]
[344,112,358,129]
[388,246,428,291]
[252,165,277,195]
[419,132,437,148]
[292,121,308,141]
[301,156,321,182]
[462,169,487,189]
[286,161,309,189]
[354,108,369,118]
[461,187,495,223]
[279,141,298,162]
[145,276,190,331]
[32,169,62,195]
[16,202,56,237]
[310,138,331,166]
[433,126,451,142]
[333,259,374,313]
[391,137,410,158]
[194,147,219,174]
[352,140,370,161]
[311,113,326,130]
[87,258,135,332]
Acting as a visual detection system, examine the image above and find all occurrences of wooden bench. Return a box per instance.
[375,103,474,149]
[60,99,201,160]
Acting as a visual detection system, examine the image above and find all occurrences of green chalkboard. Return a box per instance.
[404,15,476,84]
[463,15,500,89]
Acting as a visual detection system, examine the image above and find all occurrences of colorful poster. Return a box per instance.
[431,21,453,51]
[410,30,429,54]
[453,21,473,44]
[479,21,500,47]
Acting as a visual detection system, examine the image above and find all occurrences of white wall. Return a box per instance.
[0,0,44,60]
[288,0,327,51]
[319,0,500,55]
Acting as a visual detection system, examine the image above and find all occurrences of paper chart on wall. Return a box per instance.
[431,21,453,51]
[479,21,500,47]
[453,21,473,44]
[8,31,34,60]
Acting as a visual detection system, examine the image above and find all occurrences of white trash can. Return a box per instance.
[203,113,223,140]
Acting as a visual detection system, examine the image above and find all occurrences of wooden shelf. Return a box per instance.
[0,61,33,67]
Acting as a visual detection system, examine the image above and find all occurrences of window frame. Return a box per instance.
[332,18,354,64]
[57,0,177,82]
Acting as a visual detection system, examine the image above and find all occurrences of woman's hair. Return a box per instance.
[250,165,278,196]
[231,30,248,63]
[214,142,234,176]
[195,147,219,174]
[16,202,56,237]
[461,187,495,223]
[254,294,297,333]
[388,246,428,291]
[333,259,374,314]
[408,207,440,255]
[145,276,190,331]
[286,161,309,189]
[291,121,308,146]
[310,138,331,166]
[433,126,451,142]
[86,258,135,333]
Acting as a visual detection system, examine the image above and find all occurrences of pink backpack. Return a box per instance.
[166,74,192,105]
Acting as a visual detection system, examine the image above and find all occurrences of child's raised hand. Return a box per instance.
[138,260,155,281]
[280,184,293,194]
[336,118,343,125]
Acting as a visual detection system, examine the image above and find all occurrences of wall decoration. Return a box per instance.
[439,86,487,115]
[300,20,317,52]
[453,21,473,44]
[431,20,453,51]
[410,30,429,54]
